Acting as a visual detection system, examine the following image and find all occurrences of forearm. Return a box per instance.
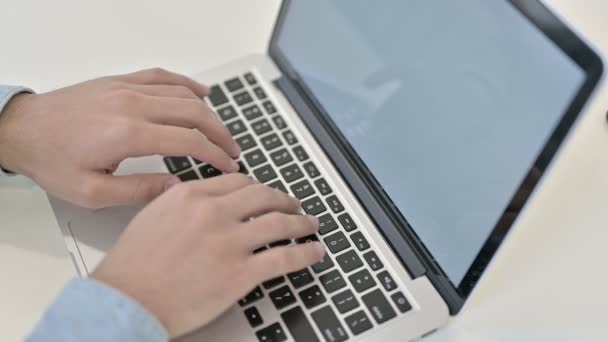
[0,85,33,175]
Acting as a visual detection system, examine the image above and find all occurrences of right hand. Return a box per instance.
[92,174,325,338]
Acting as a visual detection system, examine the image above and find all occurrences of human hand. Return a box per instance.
[92,174,324,338]
[0,68,240,208]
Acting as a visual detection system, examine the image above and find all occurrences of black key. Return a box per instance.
[244,306,264,328]
[299,285,326,309]
[391,292,412,313]
[244,72,257,85]
[268,180,288,193]
[256,322,287,342]
[362,289,397,324]
[292,146,309,161]
[208,85,228,107]
[254,164,278,183]
[302,162,319,179]
[272,115,287,130]
[377,271,397,292]
[296,234,319,244]
[326,195,344,214]
[311,306,348,342]
[269,285,297,310]
[283,130,298,145]
[301,196,326,215]
[350,232,370,251]
[235,134,257,152]
[263,276,285,290]
[363,251,384,271]
[288,269,314,289]
[261,133,283,151]
[269,239,292,247]
[252,118,272,136]
[177,170,198,182]
[281,306,320,342]
[311,253,334,274]
[217,105,237,121]
[332,289,360,314]
[239,286,264,306]
[244,149,267,168]
[253,87,267,100]
[269,148,293,167]
[263,101,277,114]
[192,158,204,165]
[280,163,304,183]
[348,269,376,293]
[290,180,315,199]
[164,156,191,174]
[234,91,254,106]
[314,178,332,196]
[345,310,373,336]
[319,269,346,293]
[324,231,351,254]
[338,213,357,232]
[318,214,338,235]
[238,161,249,175]
[200,164,222,178]
[227,119,247,136]
[243,104,263,121]
[225,77,244,92]
[336,250,363,273]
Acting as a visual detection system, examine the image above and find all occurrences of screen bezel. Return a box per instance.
[268,0,603,311]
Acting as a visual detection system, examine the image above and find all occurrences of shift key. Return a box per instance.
[311,305,348,342]
[361,289,396,324]
[281,306,320,342]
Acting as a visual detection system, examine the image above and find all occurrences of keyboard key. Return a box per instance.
[282,130,298,145]
[217,105,237,121]
[288,269,314,289]
[312,253,334,274]
[244,149,267,168]
[301,196,327,215]
[269,148,293,167]
[311,306,348,342]
[332,289,360,314]
[252,118,272,136]
[192,158,204,165]
[269,285,296,310]
[268,180,288,193]
[336,250,363,273]
[254,164,278,183]
[377,271,397,292]
[338,213,357,232]
[281,306,320,342]
[299,285,326,309]
[363,251,384,271]
[243,104,263,121]
[234,91,254,106]
[303,161,320,178]
[295,234,319,244]
[292,146,309,161]
[314,178,332,196]
[280,164,305,183]
[236,134,257,151]
[318,214,338,235]
[244,306,264,328]
[290,180,315,199]
[239,286,264,306]
[225,77,244,92]
[326,195,344,213]
[391,292,412,313]
[208,85,228,107]
[263,101,277,114]
[345,310,373,336]
[227,119,247,136]
[244,72,257,85]
[177,170,198,182]
[350,232,370,251]
[200,164,222,178]
[272,115,287,130]
[253,87,267,100]
[261,133,283,151]
[262,276,285,289]
[349,269,376,293]
[362,289,396,324]
[319,269,346,293]
[238,161,249,175]
[164,156,191,174]
[324,231,351,254]
[256,322,287,342]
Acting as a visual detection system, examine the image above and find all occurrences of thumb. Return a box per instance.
[88,173,180,208]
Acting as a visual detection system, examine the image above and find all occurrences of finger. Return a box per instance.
[116,68,209,97]
[240,214,319,251]
[247,242,326,283]
[177,173,256,197]
[219,183,301,220]
[127,84,199,100]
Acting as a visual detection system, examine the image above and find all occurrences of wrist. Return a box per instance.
[0,93,36,176]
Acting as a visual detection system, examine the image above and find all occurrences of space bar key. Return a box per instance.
[280,306,320,342]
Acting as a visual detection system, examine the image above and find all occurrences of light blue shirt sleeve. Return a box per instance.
[27,277,169,342]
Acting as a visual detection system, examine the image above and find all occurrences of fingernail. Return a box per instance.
[307,215,319,227]
[164,177,181,191]
[231,141,241,158]
[230,160,240,173]
[313,242,326,259]
[292,197,301,208]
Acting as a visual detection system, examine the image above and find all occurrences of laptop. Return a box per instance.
[48,0,603,341]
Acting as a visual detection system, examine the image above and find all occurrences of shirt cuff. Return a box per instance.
[27,277,169,342]
[0,86,34,176]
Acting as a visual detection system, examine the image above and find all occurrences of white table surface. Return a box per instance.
[1,1,607,341]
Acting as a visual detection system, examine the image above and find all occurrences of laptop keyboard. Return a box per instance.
[163,71,412,342]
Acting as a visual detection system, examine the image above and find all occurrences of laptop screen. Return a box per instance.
[275,0,587,286]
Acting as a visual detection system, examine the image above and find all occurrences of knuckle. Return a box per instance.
[80,179,104,209]
[148,67,168,77]
[175,85,194,97]
[170,182,197,201]
[109,89,141,109]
